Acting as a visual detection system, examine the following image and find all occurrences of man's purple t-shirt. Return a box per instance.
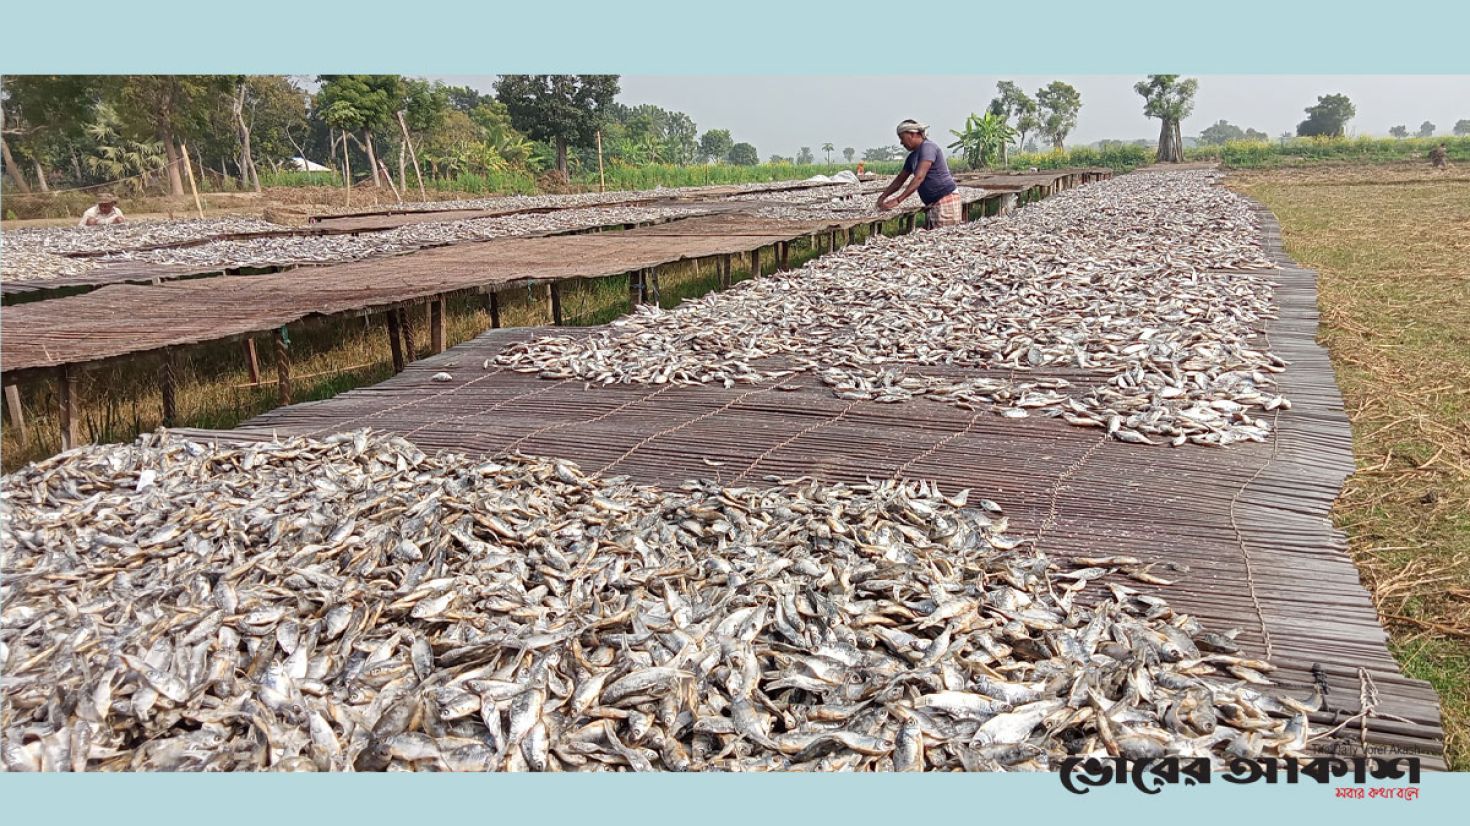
[903,139,957,205]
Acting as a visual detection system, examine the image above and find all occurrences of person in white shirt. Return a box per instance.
[78,193,125,227]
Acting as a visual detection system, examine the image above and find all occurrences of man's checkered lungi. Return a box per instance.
[925,190,963,228]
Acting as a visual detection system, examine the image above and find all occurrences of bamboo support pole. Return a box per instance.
[386,311,405,372]
[160,350,178,427]
[58,367,80,451]
[430,295,447,352]
[273,329,291,405]
[550,282,564,325]
[243,338,261,384]
[4,384,26,441]
[398,307,418,363]
[628,271,645,307]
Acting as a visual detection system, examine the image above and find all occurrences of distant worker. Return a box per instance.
[79,193,125,227]
[877,119,960,229]
[1429,142,1449,171]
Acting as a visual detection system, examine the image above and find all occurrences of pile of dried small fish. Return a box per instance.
[6,217,280,256]
[730,181,890,204]
[311,179,844,218]
[2,217,279,282]
[497,170,1286,447]
[0,249,100,282]
[1,430,1320,771]
[744,187,987,222]
[85,206,708,271]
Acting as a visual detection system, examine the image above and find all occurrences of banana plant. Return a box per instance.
[948,112,1017,170]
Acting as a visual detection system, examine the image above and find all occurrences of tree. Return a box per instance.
[316,75,401,186]
[863,145,904,162]
[243,76,310,172]
[821,142,835,164]
[112,76,231,195]
[79,103,168,195]
[443,85,488,113]
[1389,125,1409,139]
[1199,119,1246,145]
[2,75,98,193]
[493,74,619,180]
[796,146,814,165]
[699,129,733,164]
[1296,93,1355,137]
[1456,119,1470,137]
[1036,81,1082,151]
[948,112,1015,170]
[842,146,855,163]
[1135,75,1197,163]
[728,142,758,165]
[1416,121,1436,139]
[989,80,1038,162]
[663,111,698,165]
[604,103,698,165]
[467,100,535,169]
[1244,128,1270,142]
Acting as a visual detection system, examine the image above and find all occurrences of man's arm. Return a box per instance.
[887,160,932,206]
[877,170,911,209]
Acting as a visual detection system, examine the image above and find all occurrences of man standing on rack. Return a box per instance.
[877,120,960,229]
[78,193,125,227]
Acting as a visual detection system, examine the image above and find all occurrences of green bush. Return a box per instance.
[1005,144,1154,172]
[1187,135,1470,168]
[258,170,343,188]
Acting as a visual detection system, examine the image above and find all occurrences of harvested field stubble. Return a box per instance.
[1232,165,1470,769]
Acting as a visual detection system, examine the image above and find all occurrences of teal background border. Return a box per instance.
[1,1,1464,823]
[0,773,1457,823]
[1,0,1468,73]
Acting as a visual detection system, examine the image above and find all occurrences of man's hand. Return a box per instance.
[876,196,892,211]
[84,218,98,226]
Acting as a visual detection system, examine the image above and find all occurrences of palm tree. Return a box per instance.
[82,104,167,194]
[821,142,835,165]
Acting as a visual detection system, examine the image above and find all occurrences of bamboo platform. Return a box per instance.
[170,203,1445,767]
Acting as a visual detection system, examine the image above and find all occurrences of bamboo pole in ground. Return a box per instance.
[596,130,606,193]
[379,159,403,204]
[180,142,205,219]
[342,132,352,208]
[397,111,428,200]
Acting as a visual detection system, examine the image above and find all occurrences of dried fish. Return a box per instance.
[496,170,1286,447]
[1,429,1320,771]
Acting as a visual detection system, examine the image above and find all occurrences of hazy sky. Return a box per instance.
[433,75,1469,158]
